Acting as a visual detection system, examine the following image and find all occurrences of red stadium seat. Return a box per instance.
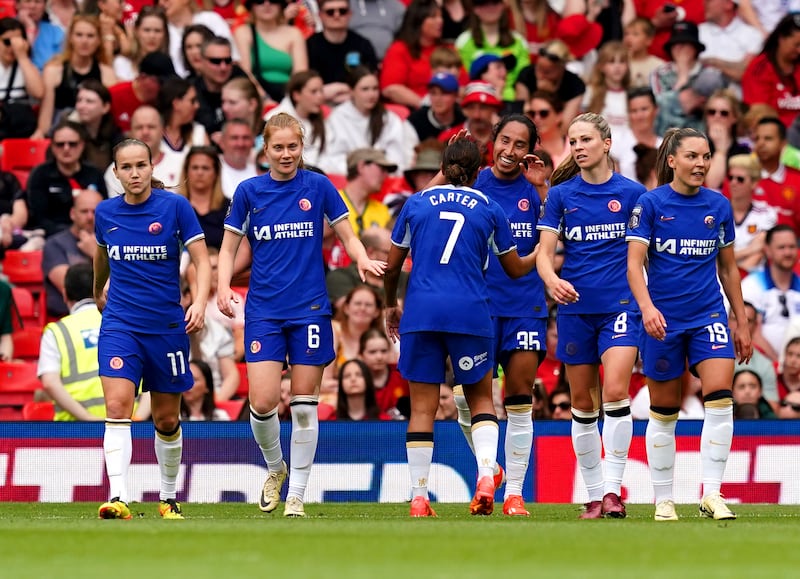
[2,250,43,285]
[235,362,249,398]
[0,138,50,189]
[10,286,36,330]
[216,399,244,420]
[0,361,41,409]
[22,400,54,420]
[0,0,16,18]
[327,174,347,191]
[12,326,43,360]
[384,103,410,121]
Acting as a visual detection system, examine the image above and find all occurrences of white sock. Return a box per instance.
[646,409,678,504]
[701,400,734,497]
[155,425,182,501]
[103,419,132,503]
[250,406,284,472]
[571,410,603,502]
[407,434,434,499]
[602,399,632,496]
[287,396,319,501]
[453,385,475,453]
[504,404,533,498]
[471,417,499,480]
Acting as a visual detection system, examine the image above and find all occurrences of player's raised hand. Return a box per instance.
[447,128,472,146]
[521,153,548,188]
[357,256,387,282]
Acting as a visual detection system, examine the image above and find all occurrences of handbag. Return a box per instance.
[0,61,37,141]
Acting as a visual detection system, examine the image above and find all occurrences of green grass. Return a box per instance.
[1,503,798,578]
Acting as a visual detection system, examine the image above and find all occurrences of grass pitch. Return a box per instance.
[1,503,798,579]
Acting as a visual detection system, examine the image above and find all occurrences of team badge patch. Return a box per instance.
[608,199,621,213]
[298,199,312,211]
[458,356,474,371]
[704,215,715,229]
[148,222,163,235]
[110,357,124,370]
[629,205,642,229]
[250,340,261,354]
[518,198,530,212]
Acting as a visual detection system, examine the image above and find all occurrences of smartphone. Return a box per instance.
[663,4,676,12]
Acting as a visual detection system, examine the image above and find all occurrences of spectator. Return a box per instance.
[14,0,64,71]
[698,0,762,88]
[704,89,750,190]
[359,327,408,418]
[470,53,516,112]
[402,140,444,192]
[741,225,800,361]
[159,0,239,78]
[48,0,77,31]
[66,79,124,171]
[456,0,529,102]
[26,120,107,237]
[624,88,661,181]
[83,0,132,66]
[194,36,249,139]
[112,5,170,81]
[0,278,13,360]
[0,18,44,142]
[233,0,308,103]
[732,369,776,419]
[306,0,378,105]
[778,390,800,418]
[439,81,502,167]
[515,39,585,123]
[218,119,257,200]
[104,105,185,196]
[339,148,395,236]
[347,0,406,60]
[728,154,776,273]
[440,0,470,44]
[265,70,327,167]
[751,117,800,235]
[548,388,571,420]
[778,336,800,400]
[0,169,27,253]
[320,65,417,175]
[36,263,105,421]
[622,17,664,89]
[508,0,560,58]
[531,378,550,419]
[380,0,445,111]
[335,358,385,420]
[742,13,800,129]
[651,21,727,136]
[42,189,102,318]
[158,76,210,158]
[181,23,215,80]
[32,15,117,140]
[178,145,230,250]
[634,0,705,61]
[736,0,792,39]
[109,51,176,133]
[732,301,780,408]
[220,76,264,146]
[180,359,232,420]
[583,41,630,133]
[407,72,464,142]
[524,90,568,169]
[435,383,457,420]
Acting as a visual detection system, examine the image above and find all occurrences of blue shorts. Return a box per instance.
[640,323,735,381]
[493,316,546,371]
[244,316,334,366]
[398,331,494,385]
[556,311,641,365]
[98,329,192,393]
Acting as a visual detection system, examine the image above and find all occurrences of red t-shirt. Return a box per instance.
[742,53,800,129]
[634,0,705,61]
[380,42,437,99]
[753,167,800,237]
[536,356,561,394]
[374,364,409,414]
[109,81,143,133]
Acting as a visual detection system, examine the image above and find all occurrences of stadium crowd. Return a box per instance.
[1,0,800,516]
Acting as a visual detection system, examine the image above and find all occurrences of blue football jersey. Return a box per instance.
[95,189,205,334]
[626,184,735,329]
[537,172,645,314]
[474,168,547,318]
[225,169,348,321]
[392,184,516,337]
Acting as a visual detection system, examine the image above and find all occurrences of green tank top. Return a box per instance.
[253,27,293,85]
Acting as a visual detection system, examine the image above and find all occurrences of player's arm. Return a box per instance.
[536,229,578,304]
[185,239,211,334]
[384,243,409,343]
[93,245,110,312]
[332,219,386,281]
[627,239,666,341]
[497,246,539,279]
[217,230,244,319]
[718,244,753,364]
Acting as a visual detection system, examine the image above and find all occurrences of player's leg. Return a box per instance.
[692,326,737,520]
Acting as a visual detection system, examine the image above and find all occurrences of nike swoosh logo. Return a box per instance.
[564,207,579,214]
[660,216,675,221]
[653,443,671,448]
[106,226,119,233]
[709,440,727,446]
[612,334,627,339]
[576,450,592,456]
[252,207,266,213]
[711,344,726,350]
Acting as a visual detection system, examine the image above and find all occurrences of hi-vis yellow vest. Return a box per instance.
[47,307,105,421]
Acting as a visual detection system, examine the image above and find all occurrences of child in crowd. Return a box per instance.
[622,18,664,89]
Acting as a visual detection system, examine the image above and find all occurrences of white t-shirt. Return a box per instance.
[734,201,778,252]
[220,158,257,199]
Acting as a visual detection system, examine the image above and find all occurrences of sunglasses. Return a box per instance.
[706,108,731,118]
[206,56,233,65]
[527,109,551,120]
[1,38,11,47]
[473,0,503,6]
[538,47,562,63]
[53,140,80,149]
[550,401,571,412]
[779,293,790,318]
[323,7,350,16]
[727,174,747,184]
[780,400,800,412]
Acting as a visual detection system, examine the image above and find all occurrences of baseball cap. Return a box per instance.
[347,148,398,173]
[460,82,502,108]
[427,72,459,93]
[139,52,177,81]
[469,53,517,80]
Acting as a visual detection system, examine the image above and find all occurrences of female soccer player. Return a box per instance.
[216,112,385,518]
[384,138,539,518]
[95,139,211,520]
[536,113,646,519]
[626,127,752,522]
